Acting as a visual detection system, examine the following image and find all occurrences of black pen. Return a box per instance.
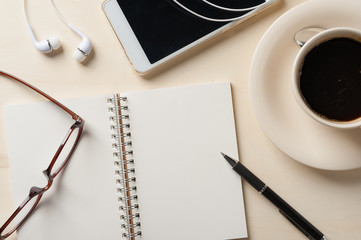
[221,152,326,240]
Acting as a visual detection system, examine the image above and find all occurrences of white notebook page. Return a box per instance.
[5,82,247,240]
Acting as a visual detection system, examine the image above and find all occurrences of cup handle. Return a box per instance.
[294,27,326,47]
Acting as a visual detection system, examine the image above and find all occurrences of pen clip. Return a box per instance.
[279,210,316,240]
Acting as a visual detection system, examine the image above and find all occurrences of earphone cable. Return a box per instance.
[172,0,268,22]
[49,0,71,27]
[202,0,265,12]
[23,0,30,26]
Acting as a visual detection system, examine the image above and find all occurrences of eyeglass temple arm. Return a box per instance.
[0,71,80,121]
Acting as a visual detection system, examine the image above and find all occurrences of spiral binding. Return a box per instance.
[108,95,141,239]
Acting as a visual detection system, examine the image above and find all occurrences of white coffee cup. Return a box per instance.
[292,27,361,129]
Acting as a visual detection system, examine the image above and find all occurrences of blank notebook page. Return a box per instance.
[5,82,247,240]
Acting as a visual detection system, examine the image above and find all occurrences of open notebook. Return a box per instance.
[4,82,247,240]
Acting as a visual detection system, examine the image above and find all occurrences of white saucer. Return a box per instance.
[249,0,361,170]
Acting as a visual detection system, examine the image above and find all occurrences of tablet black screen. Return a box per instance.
[116,0,265,63]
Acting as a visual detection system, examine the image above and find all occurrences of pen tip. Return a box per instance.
[221,152,237,167]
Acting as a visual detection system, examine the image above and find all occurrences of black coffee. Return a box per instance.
[300,37,361,122]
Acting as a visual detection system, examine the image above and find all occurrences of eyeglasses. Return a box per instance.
[0,71,84,239]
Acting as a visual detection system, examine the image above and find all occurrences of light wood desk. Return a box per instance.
[1,0,360,239]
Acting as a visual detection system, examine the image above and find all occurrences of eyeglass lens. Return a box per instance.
[49,126,81,177]
[1,194,42,237]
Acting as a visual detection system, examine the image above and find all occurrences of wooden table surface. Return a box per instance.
[1,0,360,239]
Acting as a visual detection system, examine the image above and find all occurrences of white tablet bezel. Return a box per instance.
[103,0,278,74]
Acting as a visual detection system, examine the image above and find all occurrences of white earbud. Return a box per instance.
[24,1,62,53]
[68,24,92,62]
[50,0,92,62]
[26,25,61,53]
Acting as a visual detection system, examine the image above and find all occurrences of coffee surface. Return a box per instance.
[300,37,361,121]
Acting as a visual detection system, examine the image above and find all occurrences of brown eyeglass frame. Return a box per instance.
[0,71,84,240]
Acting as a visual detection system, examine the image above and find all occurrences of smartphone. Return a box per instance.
[103,0,278,74]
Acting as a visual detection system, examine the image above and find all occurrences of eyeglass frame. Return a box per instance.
[0,71,84,239]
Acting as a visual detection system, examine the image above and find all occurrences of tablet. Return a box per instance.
[103,0,278,74]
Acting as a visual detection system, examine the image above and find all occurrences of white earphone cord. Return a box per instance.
[23,0,68,27]
[202,0,265,12]
[172,0,268,22]
[49,0,71,26]
[23,0,30,26]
